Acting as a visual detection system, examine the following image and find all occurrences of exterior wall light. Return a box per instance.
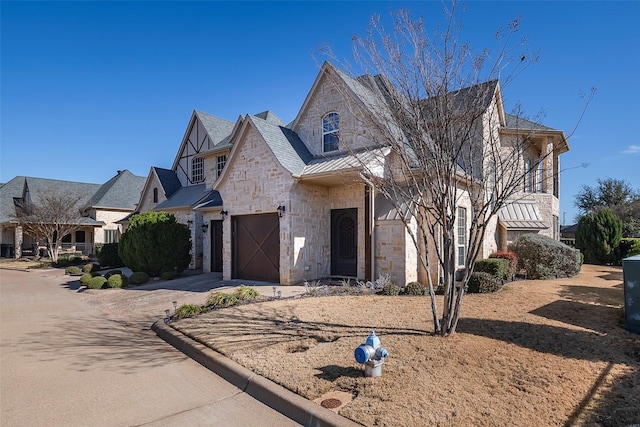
[277,205,286,217]
[201,223,209,233]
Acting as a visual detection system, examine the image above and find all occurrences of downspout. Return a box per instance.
[370,185,376,281]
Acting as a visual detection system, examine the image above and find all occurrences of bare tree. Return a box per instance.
[12,191,84,263]
[323,4,594,335]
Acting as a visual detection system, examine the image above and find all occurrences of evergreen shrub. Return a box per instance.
[467,272,502,293]
[509,234,581,279]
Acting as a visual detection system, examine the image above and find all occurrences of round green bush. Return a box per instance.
[467,272,502,293]
[509,233,581,279]
[381,284,401,296]
[104,270,123,279]
[79,272,97,286]
[129,271,150,285]
[65,266,82,275]
[160,271,177,281]
[97,242,124,268]
[82,262,101,273]
[87,276,107,289]
[106,274,129,288]
[405,282,426,295]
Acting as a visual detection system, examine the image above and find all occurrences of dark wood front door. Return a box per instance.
[232,213,280,282]
[210,220,223,273]
[331,208,357,277]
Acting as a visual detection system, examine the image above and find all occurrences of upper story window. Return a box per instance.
[192,157,204,183]
[525,159,535,193]
[217,155,227,178]
[153,188,158,203]
[322,112,340,152]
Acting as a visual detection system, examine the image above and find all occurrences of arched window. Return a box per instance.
[322,112,339,152]
[153,188,158,203]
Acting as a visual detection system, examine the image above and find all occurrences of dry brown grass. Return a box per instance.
[173,265,640,427]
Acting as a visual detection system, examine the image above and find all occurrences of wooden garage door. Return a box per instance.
[232,213,280,282]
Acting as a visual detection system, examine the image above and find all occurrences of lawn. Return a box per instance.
[171,265,638,426]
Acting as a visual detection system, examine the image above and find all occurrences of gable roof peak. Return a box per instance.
[253,110,285,127]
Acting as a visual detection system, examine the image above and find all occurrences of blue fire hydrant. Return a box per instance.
[354,331,389,377]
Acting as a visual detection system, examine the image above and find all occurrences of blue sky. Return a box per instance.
[1,1,638,224]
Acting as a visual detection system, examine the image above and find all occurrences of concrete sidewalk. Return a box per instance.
[152,321,360,427]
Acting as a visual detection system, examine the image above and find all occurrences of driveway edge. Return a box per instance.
[152,321,361,427]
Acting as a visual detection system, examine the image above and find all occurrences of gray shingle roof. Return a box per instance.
[154,184,208,210]
[195,110,235,149]
[153,167,182,198]
[84,169,146,210]
[0,176,101,223]
[249,115,313,175]
[504,113,555,131]
[254,110,285,126]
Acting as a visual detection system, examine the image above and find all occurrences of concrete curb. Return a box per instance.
[152,321,361,427]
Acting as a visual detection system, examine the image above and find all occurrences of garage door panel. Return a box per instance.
[233,213,280,282]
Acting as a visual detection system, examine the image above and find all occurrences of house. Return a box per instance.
[0,170,145,258]
[136,62,568,285]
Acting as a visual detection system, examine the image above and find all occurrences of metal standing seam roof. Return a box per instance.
[499,201,548,230]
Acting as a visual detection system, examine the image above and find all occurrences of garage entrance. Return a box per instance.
[232,213,280,282]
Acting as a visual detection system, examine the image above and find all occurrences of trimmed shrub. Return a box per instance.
[160,271,177,281]
[87,276,107,289]
[82,262,101,273]
[207,292,240,308]
[474,258,509,280]
[381,284,401,296]
[97,243,124,268]
[509,234,581,279]
[106,274,129,288]
[405,282,426,296]
[104,270,123,279]
[176,304,203,319]
[488,251,519,278]
[65,266,82,275]
[80,272,95,286]
[576,209,622,264]
[467,272,502,293]
[129,271,150,285]
[118,211,191,276]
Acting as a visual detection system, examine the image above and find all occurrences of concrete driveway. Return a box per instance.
[0,268,300,426]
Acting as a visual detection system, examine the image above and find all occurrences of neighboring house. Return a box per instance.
[136,62,568,285]
[0,170,145,258]
[561,224,578,239]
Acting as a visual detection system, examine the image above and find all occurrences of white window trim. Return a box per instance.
[192,157,204,183]
[322,112,339,152]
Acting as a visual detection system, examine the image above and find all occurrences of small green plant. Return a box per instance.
[65,266,82,275]
[467,272,502,293]
[381,284,401,296]
[206,292,240,308]
[106,274,129,288]
[405,281,426,295]
[82,262,100,273]
[129,271,150,285]
[235,286,260,300]
[176,304,203,319]
[87,276,108,289]
[160,271,177,281]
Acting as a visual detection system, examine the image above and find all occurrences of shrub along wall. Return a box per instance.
[509,234,581,279]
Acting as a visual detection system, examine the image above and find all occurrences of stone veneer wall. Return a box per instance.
[137,173,166,213]
[213,125,296,283]
[94,209,132,244]
[374,218,418,286]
